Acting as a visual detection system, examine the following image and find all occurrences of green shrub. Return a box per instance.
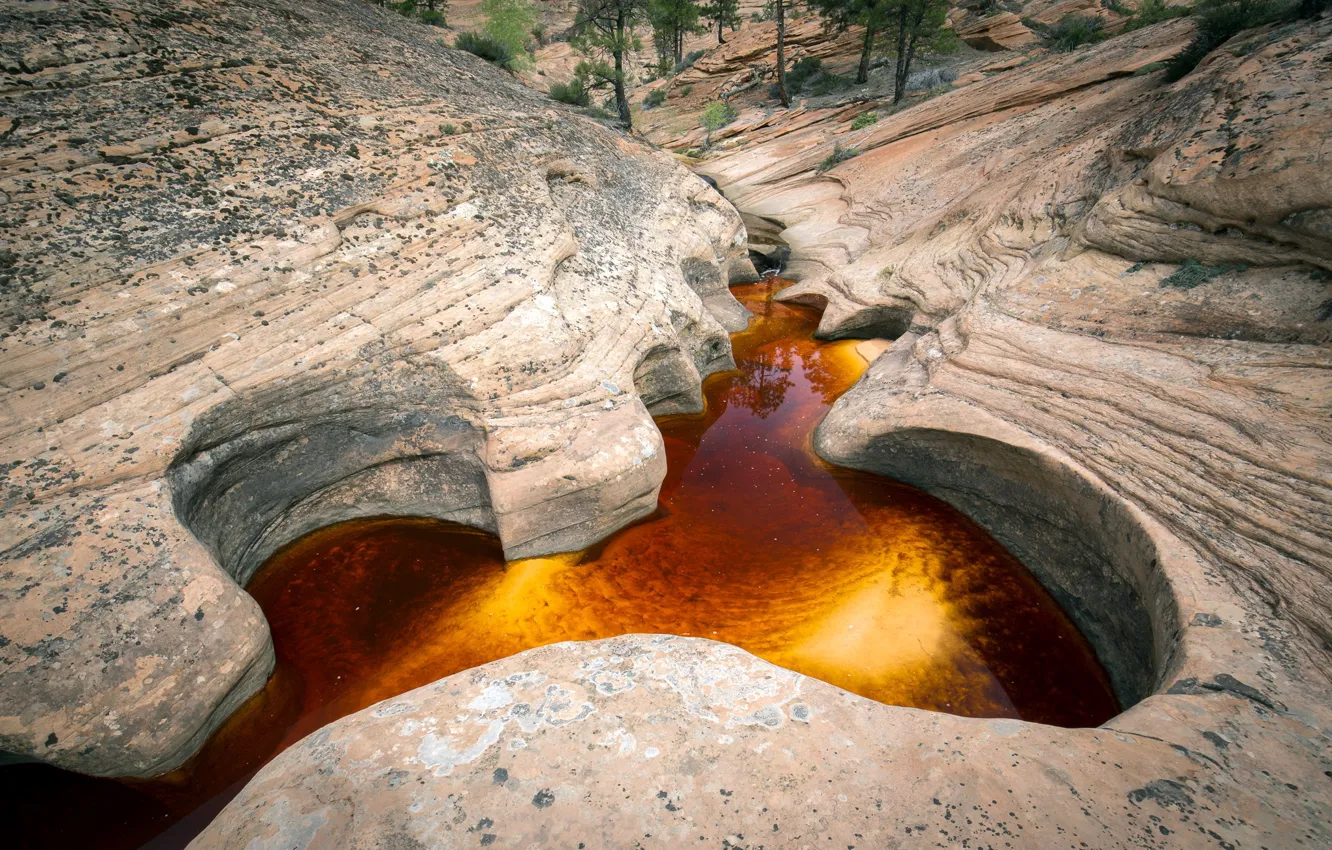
[1160,258,1247,288]
[419,9,447,26]
[440,122,459,135]
[1123,0,1191,30]
[850,111,879,130]
[786,57,823,92]
[1166,0,1291,81]
[700,100,740,132]
[392,1,418,17]
[676,50,706,73]
[818,142,860,172]
[481,0,537,68]
[679,84,694,96]
[455,31,518,69]
[549,77,591,106]
[809,72,850,95]
[1047,14,1106,51]
[644,88,667,108]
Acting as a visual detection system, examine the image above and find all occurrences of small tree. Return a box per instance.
[811,0,893,84]
[648,0,703,67]
[887,0,954,103]
[700,99,739,145]
[702,0,741,44]
[573,0,648,127]
[482,0,538,67]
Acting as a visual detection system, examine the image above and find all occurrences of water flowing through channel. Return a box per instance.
[7,280,1118,849]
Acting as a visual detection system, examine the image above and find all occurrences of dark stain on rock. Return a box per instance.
[1190,612,1223,627]
[44,733,57,747]
[1128,779,1195,812]
[1167,674,1279,710]
[532,788,554,808]
[492,767,508,784]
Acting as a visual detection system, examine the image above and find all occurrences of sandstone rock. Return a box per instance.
[192,635,1330,850]
[691,18,1332,848]
[956,12,1038,51]
[0,0,748,778]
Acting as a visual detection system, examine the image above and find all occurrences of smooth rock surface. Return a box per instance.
[192,635,1331,850]
[687,16,1332,848]
[0,0,749,777]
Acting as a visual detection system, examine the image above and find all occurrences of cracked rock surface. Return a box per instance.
[0,0,749,777]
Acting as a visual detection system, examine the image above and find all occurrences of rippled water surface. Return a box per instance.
[7,280,1118,849]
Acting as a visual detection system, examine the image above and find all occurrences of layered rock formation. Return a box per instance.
[955,11,1038,51]
[677,13,1332,847]
[0,0,750,778]
[188,16,1332,850]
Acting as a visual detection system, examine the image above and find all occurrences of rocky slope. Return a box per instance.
[0,0,751,778]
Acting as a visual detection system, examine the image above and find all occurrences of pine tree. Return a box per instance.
[648,0,703,67]
[886,0,953,103]
[702,0,741,44]
[809,0,891,84]
[573,0,648,127]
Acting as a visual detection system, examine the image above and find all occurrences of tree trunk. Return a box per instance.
[895,3,927,104]
[856,24,874,85]
[892,5,909,103]
[718,17,725,44]
[615,12,632,128]
[776,0,789,107]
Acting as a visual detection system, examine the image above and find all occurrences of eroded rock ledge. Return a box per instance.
[0,0,751,777]
[193,635,1330,849]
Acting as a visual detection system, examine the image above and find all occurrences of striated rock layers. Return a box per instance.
[684,15,1332,850]
[190,20,1332,850]
[0,0,751,778]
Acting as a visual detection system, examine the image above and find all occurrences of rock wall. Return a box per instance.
[690,16,1332,847]
[0,0,750,777]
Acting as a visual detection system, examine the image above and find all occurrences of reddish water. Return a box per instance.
[5,281,1119,849]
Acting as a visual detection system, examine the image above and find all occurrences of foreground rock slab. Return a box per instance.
[0,0,749,777]
[192,635,1330,850]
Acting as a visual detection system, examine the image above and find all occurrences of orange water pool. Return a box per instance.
[7,280,1118,849]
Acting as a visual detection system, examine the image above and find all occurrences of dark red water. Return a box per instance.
[5,280,1118,849]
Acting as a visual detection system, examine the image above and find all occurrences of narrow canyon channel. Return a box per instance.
[8,280,1119,849]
